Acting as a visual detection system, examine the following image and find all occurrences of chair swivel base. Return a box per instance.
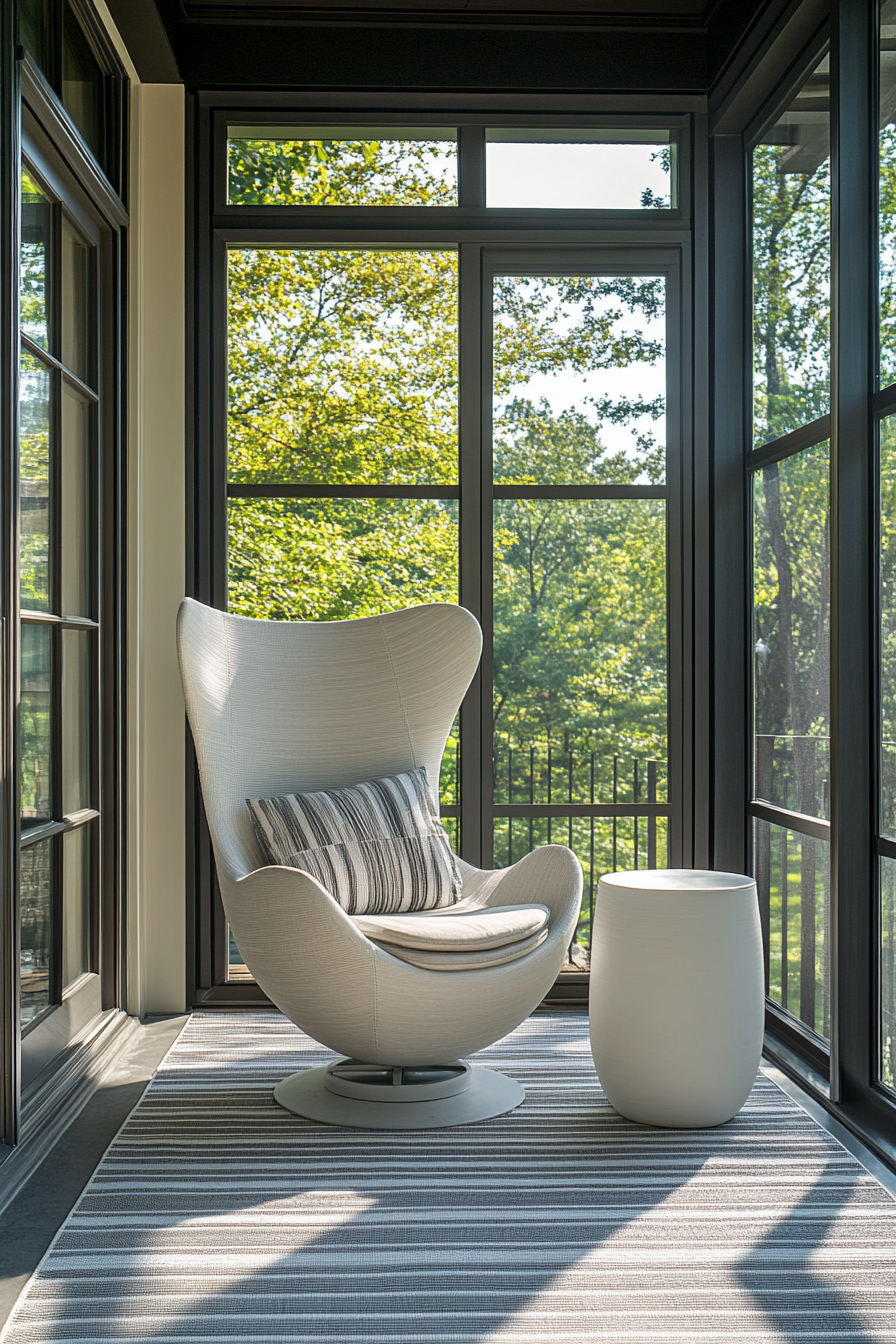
[273,1058,524,1129]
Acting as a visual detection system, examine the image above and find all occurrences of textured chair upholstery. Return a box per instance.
[177,598,583,1067]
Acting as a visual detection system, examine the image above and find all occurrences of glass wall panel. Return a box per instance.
[62,631,92,815]
[753,442,830,818]
[62,824,91,987]
[882,856,896,1094]
[752,57,830,447]
[493,275,665,485]
[20,351,51,612]
[228,498,458,620]
[61,216,93,386]
[62,3,104,165]
[754,817,830,1039]
[486,131,674,210]
[493,498,667,804]
[227,249,457,486]
[20,624,52,829]
[228,128,457,206]
[21,170,51,350]
[60,382,91,617]
[20,841,52,1027]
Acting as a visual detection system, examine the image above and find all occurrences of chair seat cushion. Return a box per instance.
[371,927,550,971]
[246,766,460,915]
[353,903,550,950]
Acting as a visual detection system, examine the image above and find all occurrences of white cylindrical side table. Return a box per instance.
[589,869,764,1128]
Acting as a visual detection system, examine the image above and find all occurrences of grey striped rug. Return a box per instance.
[4,1009,896,1343]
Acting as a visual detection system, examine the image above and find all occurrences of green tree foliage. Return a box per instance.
[226,135,669,856]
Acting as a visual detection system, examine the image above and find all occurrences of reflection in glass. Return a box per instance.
[486,131,673,210]
[754,818,830,1040]
[228,128,457,206]
[881,2,896,384]
[753,443,830,818]
[881,417,896,837]
[62,631,93,816]
[61,216,93,385]
[493,275,665,485]
[21,169,51,349]
[752,56,830,447]
[228,249,458,487]
[20,351,51,612]
[20,840,52,1027]
[493,499,667,805]
[20,623,52,828]
[228,927,251,982]
[61,382,92,617]
[62,3,104,165]
[63,824,91,987]
[228,498,458,621]
[495,814,669,966]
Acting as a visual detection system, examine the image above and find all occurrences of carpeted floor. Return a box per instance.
[3,1009,895,1343]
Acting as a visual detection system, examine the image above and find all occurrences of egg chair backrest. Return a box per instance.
[176,599,482,887]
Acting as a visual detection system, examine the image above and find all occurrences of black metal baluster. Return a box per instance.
[612,754,618,871]
[507,746,513,866]
[528,745,534,853]
[547,742,552,845]
[634,760,640,869]
[588,752,596,953]
[647,759,657,868]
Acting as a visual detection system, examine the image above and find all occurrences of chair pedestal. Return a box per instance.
[274,1059,524,1129]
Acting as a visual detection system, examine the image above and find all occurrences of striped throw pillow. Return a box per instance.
[246,766,461,916]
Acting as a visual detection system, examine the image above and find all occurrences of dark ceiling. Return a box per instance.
[108,0,786,97]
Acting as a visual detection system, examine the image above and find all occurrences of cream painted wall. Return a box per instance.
[126,84,187,1015]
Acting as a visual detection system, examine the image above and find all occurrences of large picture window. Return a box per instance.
[749,54,831,1057]
[202,116,686,994]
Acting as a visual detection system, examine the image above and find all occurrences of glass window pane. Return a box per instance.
[21,169,51,350]
[752,57,830,447]
[61,215,94,386]
[62,3,104,166]
[881,416,896,839]
[228,249,457,487]
[493,274,665,485]
[20,623,52,829]
[61,382,92,618]
[20,351,51,613]
[753,443,830,818]
[62,630,93,816]
[753,817,830,1040]
[493,499,667,804]
[881,3,896,385]
[228,498,458,620]
[227,127,457,206]
[486,131,674,210]
[494,814,669,970]
[20,840,52,1028]
[882,857,896,1094]
[18,0,53,80]
[62,824,92,987]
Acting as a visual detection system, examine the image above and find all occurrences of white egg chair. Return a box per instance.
[177,598,582,1128]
